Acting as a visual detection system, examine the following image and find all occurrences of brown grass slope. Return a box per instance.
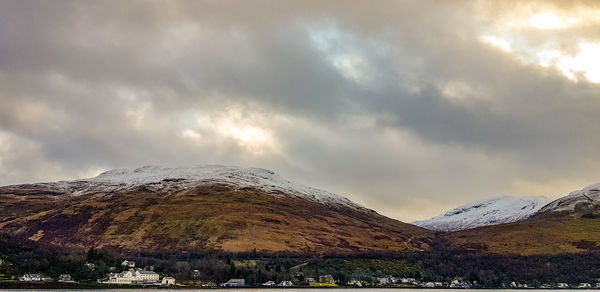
[446,206,600,255]
[0,183,433,254]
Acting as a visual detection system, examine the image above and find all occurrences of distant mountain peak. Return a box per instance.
[64,165,356,207]
[537,183,600,215]
[412,196,550,232]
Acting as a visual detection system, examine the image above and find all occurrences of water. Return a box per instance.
[0,289,587,292]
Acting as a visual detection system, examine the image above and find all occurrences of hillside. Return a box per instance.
[446,183,600,255]
[413,196,550,231]
[0,165,433,254]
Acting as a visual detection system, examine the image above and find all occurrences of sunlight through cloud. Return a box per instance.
[528,13,566,29]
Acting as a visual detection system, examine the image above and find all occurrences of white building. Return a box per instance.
[121,260,136,268]
[20,274,42,282]
[221,278,245,287]
[262,280,276,286]
[102,269,160,284]
[579,283,592,288]
[378,277,390,285]
[161,277,176,286]
[423,282,435,288]
[278,281,293,287]
[84,262,95,270]
[58,274,75,282]
[319,274,335,284]
[400,278,419,285]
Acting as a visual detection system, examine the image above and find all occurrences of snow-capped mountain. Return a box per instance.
[537,183,600,214]
[0,165,432,254]
[20,165,359,207]
[412,196,551,232]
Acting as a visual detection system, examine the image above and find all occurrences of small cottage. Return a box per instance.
[319,274,335,284]
[221,278,245,287]
[161,277,176,286]
[20,274,42,282]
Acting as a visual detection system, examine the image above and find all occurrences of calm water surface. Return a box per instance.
[0,289,588,292]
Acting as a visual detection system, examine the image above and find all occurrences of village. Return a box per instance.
[12,258,600,289]
[16,260,176,287]
[3,246,600,290]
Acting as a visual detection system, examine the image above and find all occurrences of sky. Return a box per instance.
[1,0,600,222]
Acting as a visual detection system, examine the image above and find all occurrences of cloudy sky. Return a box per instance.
[1,0,600,221]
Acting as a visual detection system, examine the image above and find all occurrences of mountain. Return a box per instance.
[445,183,600,255]
[413,196,550,231]
[536,183,600,215]
[0,165,433,254]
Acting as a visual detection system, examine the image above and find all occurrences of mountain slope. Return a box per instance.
[446,183,600,255]
[537,183,600,215]
[0,165,433,254]
[413,196,550,231]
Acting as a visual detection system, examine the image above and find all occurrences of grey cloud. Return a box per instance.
[1,0,600,221]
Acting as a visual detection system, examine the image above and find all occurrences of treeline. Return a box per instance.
[0,236,122,282]
[2,234,600,286]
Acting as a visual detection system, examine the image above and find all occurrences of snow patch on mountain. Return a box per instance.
[63,165,359,207]
[537,183,600,214]
[412,196,551,232]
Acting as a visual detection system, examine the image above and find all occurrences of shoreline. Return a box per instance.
[2,282,600,290]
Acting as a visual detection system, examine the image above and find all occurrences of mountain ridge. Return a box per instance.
[0,165,432,254]
[413,196,550,231]
[446,182,600,255]
[536,183,600,215]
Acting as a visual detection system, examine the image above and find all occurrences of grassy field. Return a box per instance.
[0,184,433,254]
[447,210,600,255]
[309,282,339,287]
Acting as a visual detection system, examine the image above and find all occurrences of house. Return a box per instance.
[278,280,293,287]
[121,260,135,268]
[319,274,335,284]
[262,280,276,286]
[161,277,176,286]
[579,283,592,288]
[400,278,419,285]
[20,274,42,282]
[557,283,569,288]
[58,274,75,282]
[378,277,390,285]
[305,277,315,283]
[137,270,160,283]
[221,278,245,287]
[423,282,435,288]
[347,279,363,287]
[84,262,96,270]
[103,271,130,284]
[101,269,160,284]
[449,279,471,288]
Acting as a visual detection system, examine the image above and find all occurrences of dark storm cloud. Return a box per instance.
[1,0,600,221]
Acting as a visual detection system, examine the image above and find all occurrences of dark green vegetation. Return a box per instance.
[2,234,600,287]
